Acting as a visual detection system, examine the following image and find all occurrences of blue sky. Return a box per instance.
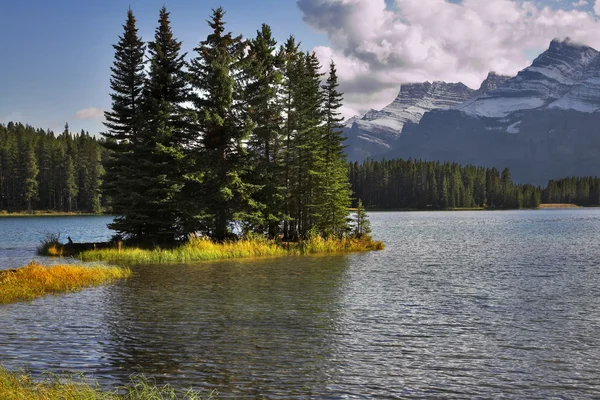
[2,0,600,134]
[0,0,325,135]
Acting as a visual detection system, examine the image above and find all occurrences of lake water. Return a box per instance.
[1,211,600,398]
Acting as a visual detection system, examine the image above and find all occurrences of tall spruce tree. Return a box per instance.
[317,61,352,237]
[135,6,190,243]
[188,7,257,241]
[291,52,325,239]
[102,9,147,239]
[281,36,301,241]
[245,24,284,238]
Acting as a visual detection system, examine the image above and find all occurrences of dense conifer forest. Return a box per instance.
[0,122,105,213]
[542,177,600,205]
[349,159,542,210]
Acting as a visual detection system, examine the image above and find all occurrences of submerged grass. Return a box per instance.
[77,235,385,264]
[0,262,132,304]
[0,367,213,399]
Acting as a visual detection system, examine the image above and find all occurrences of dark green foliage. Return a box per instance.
[100,7,357,244]
[349,158,543,210]
[101,8,149,239]
[0,122,105,213]
[188,7,259,241]
[353,200,371,238]
[542,176,600,205]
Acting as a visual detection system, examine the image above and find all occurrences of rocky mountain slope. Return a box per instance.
[344,81,477,162]
[346,38,600,185]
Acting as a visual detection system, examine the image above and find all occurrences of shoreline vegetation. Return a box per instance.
[38,234,384,264]
[0,367,211,400]
[0,262,131,305]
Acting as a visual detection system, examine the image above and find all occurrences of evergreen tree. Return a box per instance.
[188,7,257,241]
[21,139,39,212]
[244,24,284,238]
[132,6,190,243]
[317,61,352,237]
[102,9,147,238]
[353,200,371,238]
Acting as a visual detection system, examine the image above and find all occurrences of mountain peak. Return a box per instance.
[476,72,511,94]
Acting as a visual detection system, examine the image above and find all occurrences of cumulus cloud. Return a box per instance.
[73,107,104,120]
[298,0,600,117]
[595,0,600,14]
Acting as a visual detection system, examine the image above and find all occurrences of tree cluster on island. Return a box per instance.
[0,123,105,213]
[103,7,353,244]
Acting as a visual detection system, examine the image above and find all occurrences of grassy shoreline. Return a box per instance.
[0,367,211,399]
[39,235,385,264]
[0,262,132,304]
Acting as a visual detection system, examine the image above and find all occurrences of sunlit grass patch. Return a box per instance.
[0,262,132,305]
[0,366,213,399]
[78,235,384,265]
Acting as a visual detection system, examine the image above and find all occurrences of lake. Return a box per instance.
[1,210,600,398]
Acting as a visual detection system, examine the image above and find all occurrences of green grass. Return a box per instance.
[0,367,213,399]
[0,262,132,305]
[72,235,385,264]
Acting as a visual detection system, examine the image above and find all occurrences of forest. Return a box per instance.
[349,159,542,210]
[0,122,105,213]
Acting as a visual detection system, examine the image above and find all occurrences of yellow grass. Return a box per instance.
[539,203,581,209]
[0,366,211,399]
[0,262,132,305]
[78,235,385,265]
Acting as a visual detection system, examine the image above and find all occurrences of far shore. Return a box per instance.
[0,211,106,217]
[538,203,583,209]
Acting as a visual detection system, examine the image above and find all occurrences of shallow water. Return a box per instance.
[1,211,600,398]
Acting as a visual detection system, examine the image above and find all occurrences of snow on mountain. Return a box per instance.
[351,81,475,137]
[459,38,599,118]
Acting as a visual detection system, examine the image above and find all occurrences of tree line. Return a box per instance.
[102,7,352,244]
[543,177,600,205]
[349,158,542,210]
[0,122,105,213]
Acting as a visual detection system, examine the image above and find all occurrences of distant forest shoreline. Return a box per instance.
[1,121,597,214]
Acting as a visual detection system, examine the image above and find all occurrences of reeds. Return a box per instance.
[0,262,132,304]
[78,235,384,264]
[0,367,212,399]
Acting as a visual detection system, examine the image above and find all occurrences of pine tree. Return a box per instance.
[102,9,147,238]
[281,36,301,241]
[353,200,371,238]
[245,24,285,238]
[317,61,352,237]
[21,139,39,212]
[132,6,190,243]
[188,7,257,241]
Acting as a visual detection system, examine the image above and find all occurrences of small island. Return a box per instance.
[43,7,382,260]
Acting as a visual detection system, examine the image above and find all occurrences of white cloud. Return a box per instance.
[595,0,600,14]
[574,0,589,8]
[298,0,600,118]
[73,107,104,120]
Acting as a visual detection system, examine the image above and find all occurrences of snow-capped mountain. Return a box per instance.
[354,81,475,135]
[345,81,476,161]
[381,38,600,184]
[459,38,599,118]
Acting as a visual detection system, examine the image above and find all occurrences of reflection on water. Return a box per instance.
[1,211,600,397]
